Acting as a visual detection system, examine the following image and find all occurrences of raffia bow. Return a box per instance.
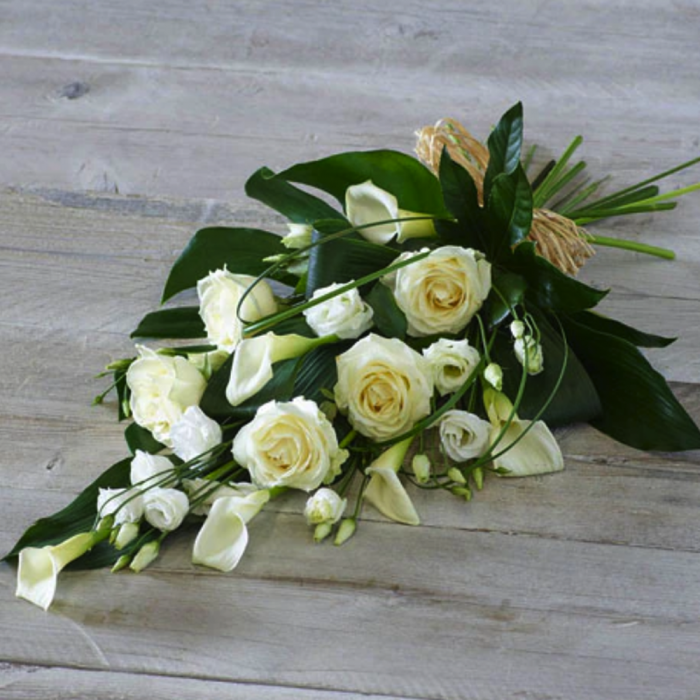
[415,118,595,275]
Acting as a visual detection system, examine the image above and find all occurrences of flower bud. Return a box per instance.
[129,540,160,573]
[334,518,357,546]
[114,522,140,550]
[111,554,131,573]
[514,336,544,375]
[472,467,484,491]
[483,363,503,391]
[510,320,526,339]
[447,467,467,485]
[411,454,431,484]
[450,486,472,500]
[282,223,313,249]
[313,522,333,543]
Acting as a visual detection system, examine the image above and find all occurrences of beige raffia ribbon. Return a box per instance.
[415,118,595,275]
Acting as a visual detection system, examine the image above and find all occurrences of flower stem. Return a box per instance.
[585,234,675,260]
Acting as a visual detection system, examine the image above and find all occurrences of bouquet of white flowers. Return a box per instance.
[7,103,700,610]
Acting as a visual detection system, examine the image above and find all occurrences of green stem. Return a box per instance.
[586,234,675,260]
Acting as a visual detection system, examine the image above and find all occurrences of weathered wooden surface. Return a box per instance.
[1,1,700,699]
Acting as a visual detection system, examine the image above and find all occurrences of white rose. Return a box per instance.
[304,488,347,525]
[127,346,206,446]
[233,397,348,491]
[197,268,278,352]
[382,246,491,337]
[170,406,223,462]
[422,338,480,396]
[130,450,176,487]
[334,334,433,442]
[345,180,436,245]
[439,410,491,462]
[303,282,374,340]
[97,488,144,525]
[142,488,189,531]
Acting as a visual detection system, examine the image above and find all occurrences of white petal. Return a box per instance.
[16,547,58,611]
[492,420,564,477]
[192,497,250,572]
[364,466,420,526]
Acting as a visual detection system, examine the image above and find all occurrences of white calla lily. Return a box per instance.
[226,332,329,407]
[484,388,564,477]
[363,438,420,525]
[345,180,436,245]
[16,529,107,610]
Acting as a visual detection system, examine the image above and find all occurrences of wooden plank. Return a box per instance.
[0,664,399,700]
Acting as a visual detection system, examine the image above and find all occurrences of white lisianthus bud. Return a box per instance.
[334,517,357,546]
[130,540,160,573]
[422,338,480,396]
[438,410,491,463]
[484,388,564,477]
[484,362,503,391]
[345,180,436,245]
[510,320,526,339]
[97,488,144,525]
[127,346,207,446]
[514,335,544,375]
[304,488,346,526]
[303,282,374,340]
[447,467,467,485]
[130,450,175,487]
[170,406,223,462]
[114,522,140,550]
[411,454,431,484]
[282,223,313,249]
[364,438,420,526]
[381,246,491,337]
[335,334,433,441]
[226,332,326,407]
[143,488,189,532]
[197,268,278,352]
[233,398,348,491]
[313,522,333,543]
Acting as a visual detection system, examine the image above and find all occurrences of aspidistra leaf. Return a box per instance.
[131,307,205,340]
[484,102,524,199]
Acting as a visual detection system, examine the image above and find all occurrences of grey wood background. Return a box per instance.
[1,2,699,699]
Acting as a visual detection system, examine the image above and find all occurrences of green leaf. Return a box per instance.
[484,102,523,199]
[437,148,484,248]
[131,307,205,340]
[563,315,700,451]
[293,342,350,405]
[115,367,132,422]
[486,165,533,253]
[492,311,602,427]
[278,150,450,217]
[199,354,300,420]
[366,282,407,339]
[125,423,165,455]
[162,227,295,303]
[507,242,608,313]
[245,166,344,223]
[3,458,131,565]
[570,311,675,348]
[487,270,527,327]
[306,227,398,297]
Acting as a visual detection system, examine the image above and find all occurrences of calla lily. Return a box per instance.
[484,388,564,477]
[192,490,269,572]
[363,438,420,525]
[345,180,436,245]
[226,332,331,407]
[16,528,109,610]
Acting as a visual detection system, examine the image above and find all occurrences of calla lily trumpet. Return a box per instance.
[484,388,564,477]
[363,438,420,525]
[345,180,436,245]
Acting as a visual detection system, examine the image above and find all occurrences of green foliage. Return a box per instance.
[366,282,408,339]
[131,307,205,340]
[484,102,523,199]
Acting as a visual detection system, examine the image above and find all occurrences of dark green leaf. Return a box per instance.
[486,165,533,253]
[563,315,700,451]
[366,282,408,339]
[437,148,484,248]
[492,311,602,426]
[484,102,523,199]
[131,307,205,340]
[245,166,344,223]
[487,270,527,327]
[162,227,295,303]
[507,242,608,313]
[125,423,165,455]
[293,342,350,404]
[570,311,675,348]
[115,367,131,422]
[267,315,316,338]
[278,150,451,217]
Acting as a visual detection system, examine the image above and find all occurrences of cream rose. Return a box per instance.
[438,410,491,463]
[197,268,278,352]
[422,338,480,396]
[127,346,206,446]
[334,334,433,441]
[382,246,491,337]
[303,282,374,339]
[232,397,348,491]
